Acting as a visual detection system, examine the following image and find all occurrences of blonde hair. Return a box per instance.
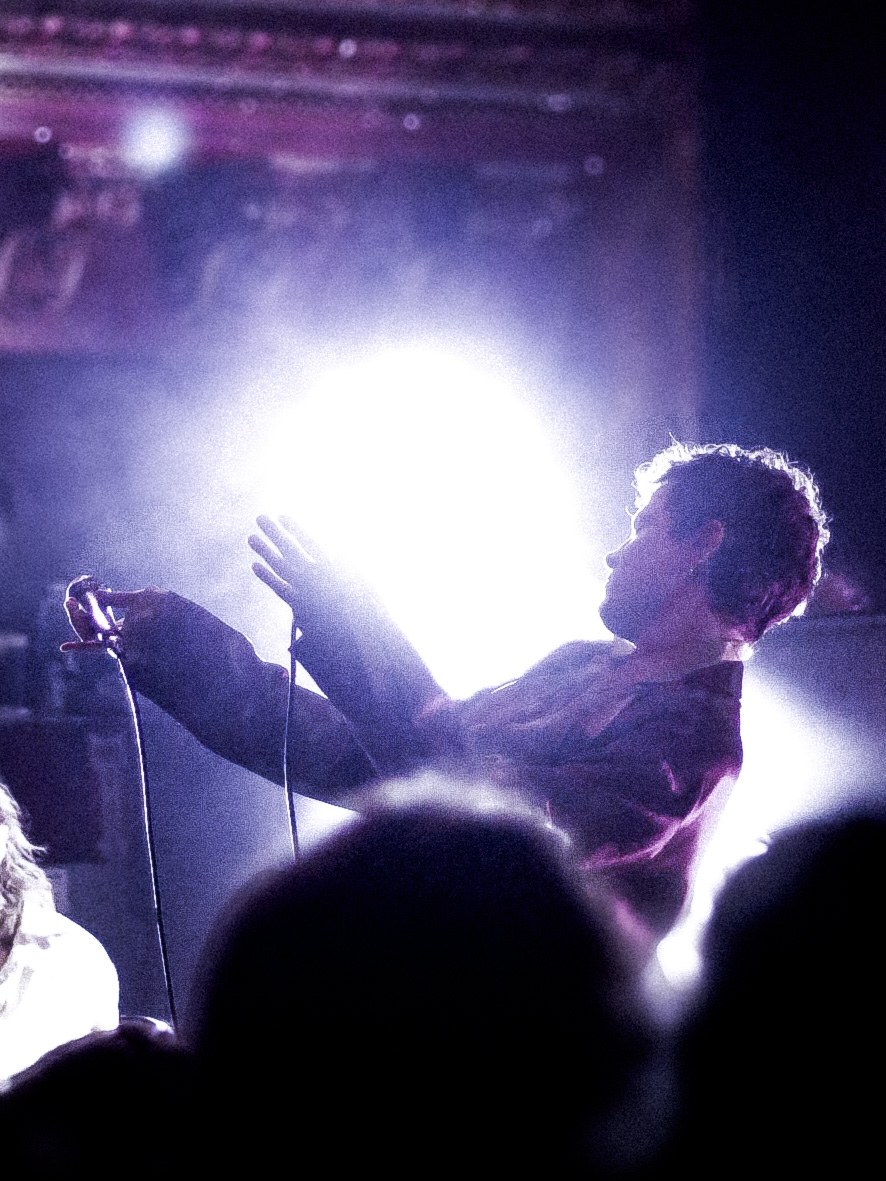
[1,779,53,947]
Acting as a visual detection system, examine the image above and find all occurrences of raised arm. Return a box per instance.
[249,516,453,775]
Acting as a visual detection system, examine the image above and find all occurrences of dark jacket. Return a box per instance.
[124,593,743,936]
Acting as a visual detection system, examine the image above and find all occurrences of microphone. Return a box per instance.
[66,575,122,651]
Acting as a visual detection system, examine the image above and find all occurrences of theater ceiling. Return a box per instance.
[1,0,701,420]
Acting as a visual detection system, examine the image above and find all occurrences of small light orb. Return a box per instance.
[122,109,189,174]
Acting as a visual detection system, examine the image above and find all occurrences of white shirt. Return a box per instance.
[0,897,119,1086]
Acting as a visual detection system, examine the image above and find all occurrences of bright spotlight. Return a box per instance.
[254,346,603,696]
[122,109,188,174]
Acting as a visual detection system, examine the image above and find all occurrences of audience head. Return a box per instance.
[673,808,886,1173]
[0,1018,193,1179]
[189,775,650,1173]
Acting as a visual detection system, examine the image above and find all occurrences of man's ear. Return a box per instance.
[690,518,725,565]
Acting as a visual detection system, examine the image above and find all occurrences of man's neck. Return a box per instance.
[622,592,746,682]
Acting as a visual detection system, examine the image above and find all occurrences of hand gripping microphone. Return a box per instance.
[66,575,123,653]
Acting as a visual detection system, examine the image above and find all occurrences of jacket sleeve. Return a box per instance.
[121,592,376,799]
[290,589,454,776]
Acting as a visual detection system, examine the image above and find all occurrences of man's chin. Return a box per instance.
[598,597,639,644]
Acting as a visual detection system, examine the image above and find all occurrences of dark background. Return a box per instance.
[699,2,885,607]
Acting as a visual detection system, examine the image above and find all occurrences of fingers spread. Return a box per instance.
[255,515,315,564]
[248,532,276,562]
[278,515,332,564]
[251,561,296,605]
[248,533,295,578]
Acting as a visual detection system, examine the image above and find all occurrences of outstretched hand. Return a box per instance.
[249,515,446,757]
[249,516,363,635]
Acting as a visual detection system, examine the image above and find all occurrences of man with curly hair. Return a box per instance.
[65,443,828,940]
[0,780,118,1084]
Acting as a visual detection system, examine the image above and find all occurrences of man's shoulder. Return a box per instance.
[682,659,744,699]
[15,903,115,968]
[522,639,617,680]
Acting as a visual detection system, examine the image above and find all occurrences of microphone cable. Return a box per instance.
[283,621,301,858]
[66,576,177,1028]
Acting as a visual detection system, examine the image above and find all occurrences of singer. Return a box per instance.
[64,443,828,939]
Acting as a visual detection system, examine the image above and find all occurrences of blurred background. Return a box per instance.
[0,1,883,1015]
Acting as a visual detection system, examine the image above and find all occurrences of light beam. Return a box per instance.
[254,345,604,695]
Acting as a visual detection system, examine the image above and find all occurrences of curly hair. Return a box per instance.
[1,779,53,948]
[635,443,830,642]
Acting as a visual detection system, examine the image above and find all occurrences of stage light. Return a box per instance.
[122,109,188,174]
[253,346,604,696]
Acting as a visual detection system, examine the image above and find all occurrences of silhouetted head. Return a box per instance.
[189,776,650,1173]
[0,1019,193,1179]
[601,443,828,644]
[673,809,886,1173]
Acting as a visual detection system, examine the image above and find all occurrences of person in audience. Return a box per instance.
[0,777,119,1086]
[64,443,828,939]
[187,776,657,1176]
[0,1017,193,1179]
[666,807,886,1176]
